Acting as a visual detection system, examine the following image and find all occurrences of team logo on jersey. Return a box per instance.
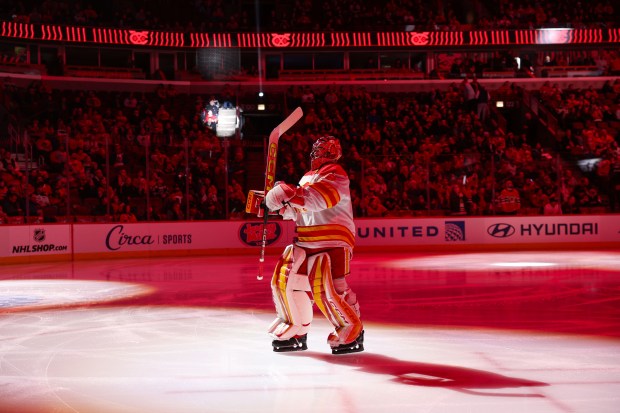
[239,222,281,246]
[445,221,465,241]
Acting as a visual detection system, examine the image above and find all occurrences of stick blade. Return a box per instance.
[271,107,303,143]
[264,107,303,192]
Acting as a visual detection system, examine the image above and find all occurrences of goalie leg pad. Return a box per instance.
[308,253,363,348]
[268,245,313,341]
[333,276,361,318]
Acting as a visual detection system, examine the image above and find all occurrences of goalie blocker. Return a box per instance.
[245,190,282,218]
[246,189,265,217]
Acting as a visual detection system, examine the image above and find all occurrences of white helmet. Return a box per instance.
[310,136,342,169]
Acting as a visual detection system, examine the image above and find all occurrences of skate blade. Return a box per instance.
[273,343,308,352]
[331,343,364,355]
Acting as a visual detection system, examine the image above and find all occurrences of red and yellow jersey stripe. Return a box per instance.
[296,224,355,248]
[305,180,340,208]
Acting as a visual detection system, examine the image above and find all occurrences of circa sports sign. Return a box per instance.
[105,225,156,251]
[71,221,293,256]
[73,223,198,254]
[103,224,193,251]
[104,225,196,251]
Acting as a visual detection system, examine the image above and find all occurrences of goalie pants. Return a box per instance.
[268,245,363,347]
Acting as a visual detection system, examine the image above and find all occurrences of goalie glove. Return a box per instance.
[265,182,298,211]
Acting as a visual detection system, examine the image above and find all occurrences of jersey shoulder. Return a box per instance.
[317,163,347,177]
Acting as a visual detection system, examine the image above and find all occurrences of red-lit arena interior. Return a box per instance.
[1,248,619,413]
[1,5,620,412]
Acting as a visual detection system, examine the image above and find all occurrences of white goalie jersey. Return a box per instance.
[285,162,356,250]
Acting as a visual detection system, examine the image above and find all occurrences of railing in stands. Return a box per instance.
[522,89,559,135]
[279,69,426,81]
[64,65,146,79]
[536,65,604,78]
[0,61,47,75]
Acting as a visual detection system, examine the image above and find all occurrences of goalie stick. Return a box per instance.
[257,107,303,280]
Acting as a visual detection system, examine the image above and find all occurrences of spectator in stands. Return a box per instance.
[461,78,476,112]
[0,179,7,201]
[563,195,581,214]
[383,188,402,213]
[31,185,51,209]
[301,86,316,107]
[202,184,224,218]
[448,183,471,215]
[112,144,126,167]
[123,92,138,109]
[119,205,138,222]
[0,205,8,223]
[2,191,23,217]
[34,132,53,162]
[581,186,604,207]
[475,83,490,122]
[324,86,339,108]
[1,148,20,176]
[543,195,562,215]
[227,178,247,216]
[365,195,388,217]
[496,180,521,215]
[109,195,124,219]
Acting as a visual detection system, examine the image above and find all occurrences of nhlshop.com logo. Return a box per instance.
[11,228,69,254]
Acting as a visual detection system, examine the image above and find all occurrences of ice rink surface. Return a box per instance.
[1,249,620,413]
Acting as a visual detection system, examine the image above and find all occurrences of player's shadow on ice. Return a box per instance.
[293,351,548,397]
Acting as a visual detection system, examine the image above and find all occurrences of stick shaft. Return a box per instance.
[257,107,303,280]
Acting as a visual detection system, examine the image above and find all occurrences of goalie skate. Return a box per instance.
[331,330,364,355]
[272,334,308,352]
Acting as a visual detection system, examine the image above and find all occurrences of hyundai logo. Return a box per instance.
[487,223,516,238]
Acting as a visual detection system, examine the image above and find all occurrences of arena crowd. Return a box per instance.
[1,74,618,224]
[0,1,619,223]
[1,0,617,32]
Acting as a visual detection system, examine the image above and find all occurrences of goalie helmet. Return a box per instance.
[310,136,342,169]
